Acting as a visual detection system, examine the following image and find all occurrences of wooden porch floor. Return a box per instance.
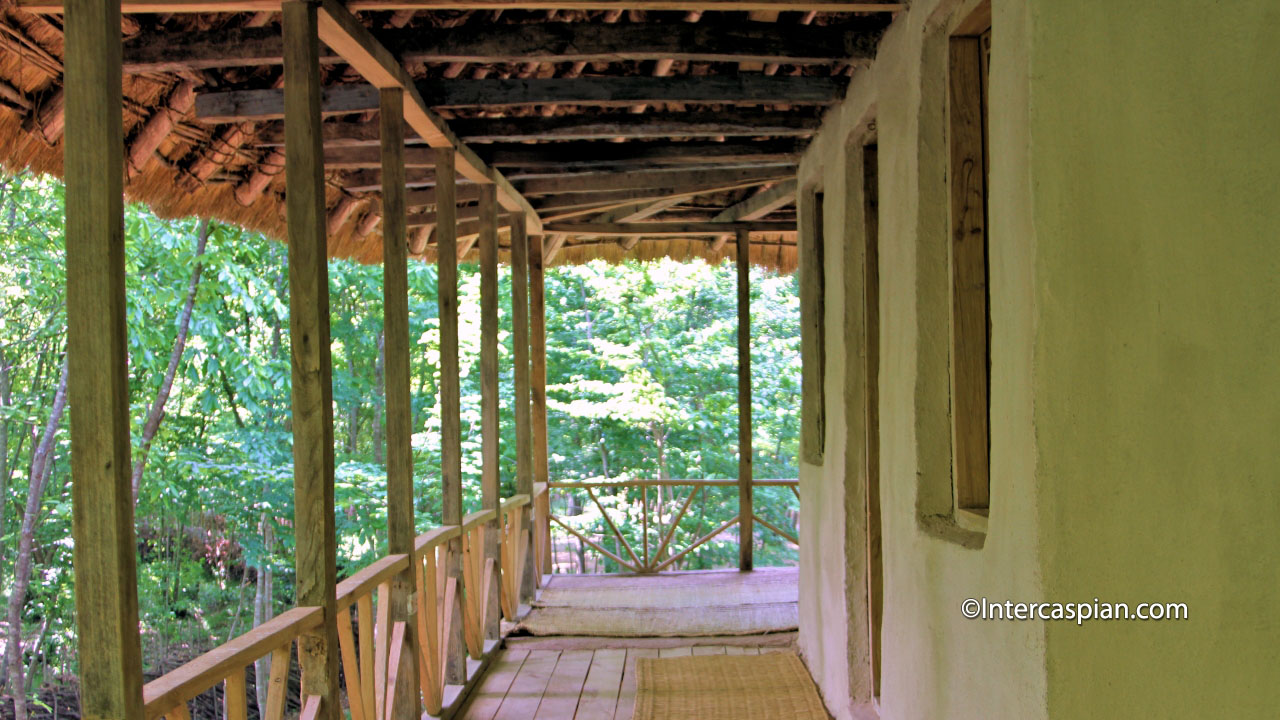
[457,567,802,719]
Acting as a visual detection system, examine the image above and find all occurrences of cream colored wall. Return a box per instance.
[798,0,1046,718]
[799,0,1279,718]
[1029,1,1280,717]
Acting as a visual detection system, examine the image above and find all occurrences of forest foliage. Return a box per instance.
[0,171,800,701]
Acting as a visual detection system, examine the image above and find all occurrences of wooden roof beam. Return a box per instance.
[22,1,905,14]
[544,221,794,236]
[122,20,886,74]
[194,76,847,122]
[320,140,803,170]
[519,165,795,196]
[254,111,821,147]
[483,139,805,169]
[314,0,540,232]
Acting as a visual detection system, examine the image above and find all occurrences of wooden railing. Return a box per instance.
[142,500,536,720]
[142,606,324,720]
[543,479,799,574]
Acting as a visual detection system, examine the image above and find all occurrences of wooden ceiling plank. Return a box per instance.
[22,1,905,14]
[314,0,541,232]
[194,76,846,122]
[123,20,886,73]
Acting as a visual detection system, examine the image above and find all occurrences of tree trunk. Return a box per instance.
[372,331,385,467]
[0,350,11,563]
[252,517,274,716]
[4,358,69,720]
[130,219,211,503]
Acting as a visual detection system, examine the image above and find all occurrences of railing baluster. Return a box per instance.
[650,486,701,565]
[653,515,741,573]
[549,515,640,573]
[264,645,291,720]
[374,583,390,720]
[299,695,322,720]
[440,575,458,682]
[357,595,375,720]
[585,487,643,570]
[384,622,406,720]
[336,608,366,720]
[417,550,442,715]
[641,484,650,569]
[224,670,247,720]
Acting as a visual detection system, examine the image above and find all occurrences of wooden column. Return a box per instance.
[477,184,502,638]
[434,148,467,683]
[64,1,144,717]
[736,229,754,571]
[282,4,339,714]
[509,216,537,601]
[379,87,420,718]
[528,234,552,576]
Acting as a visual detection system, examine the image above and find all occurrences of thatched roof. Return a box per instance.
[0,3,897,272]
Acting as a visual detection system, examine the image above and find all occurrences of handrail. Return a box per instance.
[501,493,531,510]
[462,508,497,529]
[414,524,461,556]
[335,553,409,610]
[549,478,799,488]
[142,605,324,718]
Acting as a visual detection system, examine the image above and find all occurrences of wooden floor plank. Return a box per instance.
[505,632,796,651]
[459,649,531,720]
[692,645,726,655]
[657,647,692,657]
[494,650,560,720]
[573,649,626,720]
[534,649,593,720]
[613,648,658,720]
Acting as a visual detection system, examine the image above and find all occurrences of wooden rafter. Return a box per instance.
[313,0,540,231]
[194,76,847,122]
[22,0,906,13]
[122,20,886,73]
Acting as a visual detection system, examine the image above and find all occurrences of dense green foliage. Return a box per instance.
[0,171,799,693]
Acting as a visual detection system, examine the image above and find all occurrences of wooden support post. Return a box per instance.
[434,147,467,684]
[477,183,502,639]
[510,216,537,602]
[529,234,552,576]
[282,4,339,715]
[64,1,145,717]
[379,87,420,719]
[737,229,754,571]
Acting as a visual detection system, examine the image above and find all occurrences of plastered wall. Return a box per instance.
[1029,2,1280,717]
[797,0,1279,718]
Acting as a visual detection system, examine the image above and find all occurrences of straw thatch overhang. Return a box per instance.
[0,1,900,272]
